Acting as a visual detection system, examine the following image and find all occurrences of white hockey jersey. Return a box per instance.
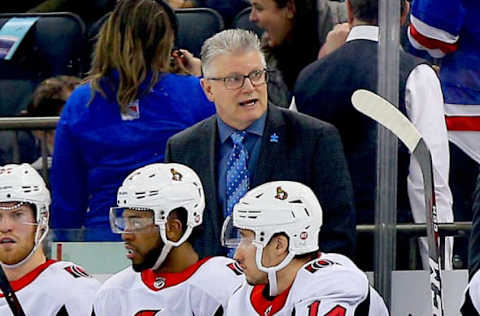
[94,256,244,316]
[0,259,100,316]
[226,253,388,316]
[460,269,480,315]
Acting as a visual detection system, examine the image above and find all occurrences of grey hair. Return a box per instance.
[200,29,266,77]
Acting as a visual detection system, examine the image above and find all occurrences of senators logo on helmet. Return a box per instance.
[275,186,288,200]
[170,168,183,181]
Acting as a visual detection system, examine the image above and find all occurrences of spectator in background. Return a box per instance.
[27,75,80,171]
[50,0,215,241]
[166,29,356,259]
[0,76,79,169]
[248,0,347,107]
[294,0,453,270]
[408,0,480,272]
[166,0,197,8]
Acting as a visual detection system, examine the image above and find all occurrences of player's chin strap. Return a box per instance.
[3,224,48,269]
[255,246,295,296]
[151,224,194,271]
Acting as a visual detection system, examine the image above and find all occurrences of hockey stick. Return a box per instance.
[351,89,444,316]
[0,265,25,316]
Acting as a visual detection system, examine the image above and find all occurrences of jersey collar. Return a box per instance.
[0,259,57,296]
[141,257,211,291]
[250,283,292,316]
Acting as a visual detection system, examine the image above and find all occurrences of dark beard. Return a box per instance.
[132,243,163,272]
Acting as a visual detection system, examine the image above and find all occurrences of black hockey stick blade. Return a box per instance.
[0,265,25,316]
[351,89,444,316]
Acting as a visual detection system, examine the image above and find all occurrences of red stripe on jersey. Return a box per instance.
[325,305,347,316]
[308,301,320,315]
[250,284,292,316]
[141,257,211,292]
[445,116,480,131]
[0,259,57,297]
[409,24,458,54]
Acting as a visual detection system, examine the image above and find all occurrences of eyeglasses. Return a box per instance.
[207,69,269,90]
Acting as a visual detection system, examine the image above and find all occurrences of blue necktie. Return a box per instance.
[225,131,249,257]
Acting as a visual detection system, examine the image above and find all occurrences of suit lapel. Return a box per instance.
[199,116,221,239]
[253,104,286,187]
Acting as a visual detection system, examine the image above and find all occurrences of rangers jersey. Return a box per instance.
[0,259,100,316]
[408,0,480,162]
[93,256,244,315]
[226,253,388,316]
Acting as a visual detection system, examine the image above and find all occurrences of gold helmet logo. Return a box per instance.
[275,186,288,200]
[170,168,183,181]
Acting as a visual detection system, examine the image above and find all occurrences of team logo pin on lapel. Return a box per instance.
[270,133,279,143]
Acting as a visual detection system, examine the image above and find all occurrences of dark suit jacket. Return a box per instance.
[165,104,356,258]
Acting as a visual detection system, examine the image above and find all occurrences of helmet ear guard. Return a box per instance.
[230,181,323,296]
[113,163,205,270]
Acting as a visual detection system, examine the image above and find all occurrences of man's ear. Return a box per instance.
[166,218,183,242]
[262,234,289,267]
[200,78,215,102]
[400,1,410,26]
[346,0,355,26]
[286,0,296,19]
[273,234,289,254]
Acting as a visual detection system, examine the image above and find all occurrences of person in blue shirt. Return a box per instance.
[50,0,215,241]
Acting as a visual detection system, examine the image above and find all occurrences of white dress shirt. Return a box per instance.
[347,25,454,270]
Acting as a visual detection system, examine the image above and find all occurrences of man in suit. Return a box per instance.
[294,0,453,270]
[165,29,356,259]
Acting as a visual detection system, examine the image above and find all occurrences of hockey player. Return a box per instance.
[222,181,389,315]
[0,163,99,315]
[93,163,244,315]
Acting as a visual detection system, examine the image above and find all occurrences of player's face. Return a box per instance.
[0,202,36,265]
[234,229,268,285]
[201,50,268,131]
[121,209,163,272]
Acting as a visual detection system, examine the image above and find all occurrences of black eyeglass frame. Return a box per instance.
[206,68,270,90]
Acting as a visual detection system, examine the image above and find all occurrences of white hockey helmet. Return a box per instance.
[0,164,50,267]
[110,163,204,270]
[222,181,322,295]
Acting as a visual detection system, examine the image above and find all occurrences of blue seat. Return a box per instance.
[0,13,86,116]
[175,8,224,57]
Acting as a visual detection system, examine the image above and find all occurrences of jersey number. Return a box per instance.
[308,301,346,316]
